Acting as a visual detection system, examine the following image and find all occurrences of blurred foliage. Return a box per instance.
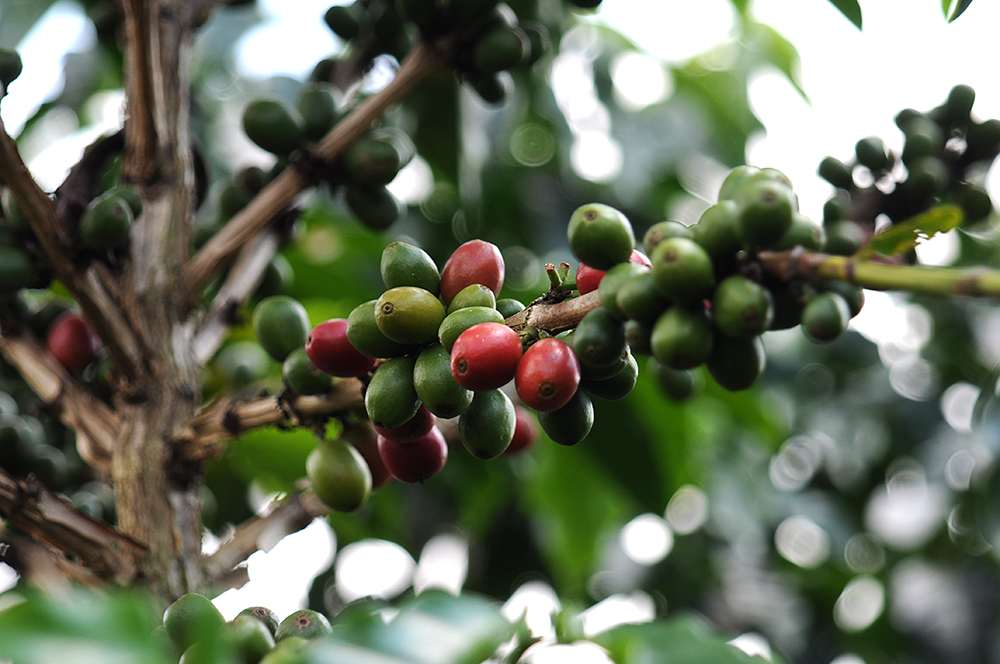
[1,1,1000,664]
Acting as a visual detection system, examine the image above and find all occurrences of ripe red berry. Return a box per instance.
[46,313,100,372]
[515,338,581,412]
[377,425,448,483]
[576,249,651,295]
[306,319,378,377]
[439,240,505,305]
[342,421,392,490]
[450,322,522,391]
[505,406,539,454]
[373,404,436,443]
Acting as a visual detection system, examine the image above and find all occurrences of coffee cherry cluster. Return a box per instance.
[237,82,413,233]
[566,167,864,402]
[818,84,999,253]
[161,592,334,663]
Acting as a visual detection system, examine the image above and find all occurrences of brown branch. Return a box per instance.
[0,469,146,584]
[0,332,118,471]
[2,530,105,594]
[192,231,282,366]
[202,490,327,587]
[181,39,447,305]
[0,118,146,378]
[174,381,365,463]
[506,290,601,334]
[120,0,157,184]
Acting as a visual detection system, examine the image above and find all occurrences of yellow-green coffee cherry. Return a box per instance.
[375,286,446,346]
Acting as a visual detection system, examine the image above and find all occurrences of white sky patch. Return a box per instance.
[234,0,338,79]
[580,592,656,636]
[334,538,415,603]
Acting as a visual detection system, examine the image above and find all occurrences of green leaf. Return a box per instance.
[228,425,318,492]
[594,613,782,664]
[858,204,963,259]
[949,0,974,21]
[726,0,750,16]
[745,23,808,100]
[304,590,515,664]
[828,0,862,29]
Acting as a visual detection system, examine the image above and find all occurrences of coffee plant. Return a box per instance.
[0,1,999,663]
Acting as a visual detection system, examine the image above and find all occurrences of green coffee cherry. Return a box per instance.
[965,119,1000,162]
[650,237,714,306]
[855,136,890,172]
[616,272,669,324]
[583,351,638,401]
[816,280,865,318]
[307,438,371,512]
[537,388,593,446]
[448,283,496,313]
[227,615,275,664]
[712,275,773,339]
[438,306,505,352]
[904,156,948,197]
[108,185,144,218]
[706,334,765,391]
[901,117,943,165]
[942,84,975,128]
[960,185,993,223]
[242,98,304,156]
[283,348,333,395]
[643,220,692,256]
[275,610,332,641]
[345,183,402,231]
[624,319,653,356]
[0,48,22,92]
[648,358,699,400]
[375,286,446,345]
[598,261,648,320]
[767,282,806,331]
[571,306,628,375]
[347,299,415,358]
[473,24,530,73]
[80,192,133,250]
[343,128,415,185]
[775,213,825,252]
[163,593,227,653]
[236,607,280,637]
[823,220,867,256]
[1,188,30,236]
[252,295,310,362]
[469,70,511,105]
[459,388,516,459]
[718,165,761,201]
[297,85,339,141]
[365,355,420,430]
[817,156,854,190]
[452,0,500,25]
[801,291,851,343]
[732,178,795,248]
[650,306,713,370]
[324,5,361,40]
[0,246,36,298]
[496,298,526,319]
[567,203,635,271]
[691,200,742,269]
[380,241,440,294]
[414,344,474,418]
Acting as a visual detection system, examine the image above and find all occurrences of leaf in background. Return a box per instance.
[0,590,173,664]
[949,0,974,21]
[228,426,317,493]
[304,590,515,664]
[828,0,862,29]
[727,0,750,16]
[745,23,809,100]
[858,204,962,259]
[594,613,783,664]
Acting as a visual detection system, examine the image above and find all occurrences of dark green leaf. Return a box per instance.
[858,205,962,258]
[594,614,782,664]
[949,0,974,21]
[828,0,862,29]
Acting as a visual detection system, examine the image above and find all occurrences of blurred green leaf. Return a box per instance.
[943,0,974,21]
[727,0,750,16]
[858,204,962,259]
[828,0,862,29]
[595,613,782,664]
[228,425,317,493]
[304,590,514,664]
[745,23,808,100]
[0,590,173,664]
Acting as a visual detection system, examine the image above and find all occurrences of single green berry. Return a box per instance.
[567,203,635,271]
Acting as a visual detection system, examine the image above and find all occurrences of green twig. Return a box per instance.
[759,249,1000,298]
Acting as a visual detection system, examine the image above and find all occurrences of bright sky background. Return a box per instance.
[1,0,998,657]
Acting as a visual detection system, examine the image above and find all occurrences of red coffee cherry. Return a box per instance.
[46,313,100,372]
[576,249,652,295]
[505,406,539,455]
[306,318,378,377]
[373,404,436,443]
[515,338,581,412]
[377,425,448,483]
[439,239,505,305]
[450,322,522,391]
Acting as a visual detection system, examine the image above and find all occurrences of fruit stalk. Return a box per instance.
[759,249,1000,298]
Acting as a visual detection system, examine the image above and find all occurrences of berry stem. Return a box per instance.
[759,249,1000,297]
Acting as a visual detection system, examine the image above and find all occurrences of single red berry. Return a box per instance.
[450,322,522,391]
[505,406,539,454]
[515,338,581,412]
[46,313,100,372]
[576,249,651,295]
[440,240,505,305]
[306,319,378,377]
[377,425,448,483]
[373,404,436,443]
